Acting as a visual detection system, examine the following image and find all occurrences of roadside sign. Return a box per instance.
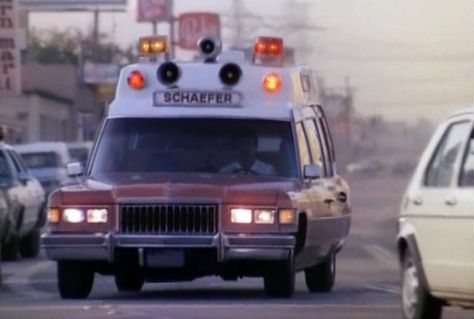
[178,13,220,50]
[18,0,128,11]
[0,0,21,96]
[137,0,169,22]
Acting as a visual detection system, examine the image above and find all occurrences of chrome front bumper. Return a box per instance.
[41,232,295,262]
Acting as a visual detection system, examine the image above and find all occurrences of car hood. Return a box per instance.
[54,173,300,206]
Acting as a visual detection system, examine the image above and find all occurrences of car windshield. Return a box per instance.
[68,147,89,163]
[90,118,298,178]
[20,152,61,169]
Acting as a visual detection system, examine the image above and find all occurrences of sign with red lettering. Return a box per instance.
[178,13,220,50]
[0,0,21,96]
[137,0,169,22]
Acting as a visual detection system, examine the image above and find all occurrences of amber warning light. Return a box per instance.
[263,73,282,93]
[138,36,169,56]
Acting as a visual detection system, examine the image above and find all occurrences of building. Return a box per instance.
[0,64,103,143]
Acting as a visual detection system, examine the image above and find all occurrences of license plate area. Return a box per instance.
[145,249,185,268]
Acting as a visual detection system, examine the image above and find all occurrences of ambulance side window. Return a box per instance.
[303,119,326,176]
[315,105,336,175]
[295,123,311,175]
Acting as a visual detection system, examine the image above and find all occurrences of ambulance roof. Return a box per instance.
[108,50,321,122]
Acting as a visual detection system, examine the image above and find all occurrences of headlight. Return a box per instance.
[62,208,85,223]
[279,209,296,224]
[254,209,275,224]
[230,208,252,224]
[86,208,108,223]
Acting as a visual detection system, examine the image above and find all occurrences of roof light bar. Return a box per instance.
[138,36,169,57]
[253,36,284,67]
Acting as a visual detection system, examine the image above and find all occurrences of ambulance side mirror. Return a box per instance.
[304,164,321,179]
[67,162,84,177]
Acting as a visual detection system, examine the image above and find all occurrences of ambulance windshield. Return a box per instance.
[91,118,298,178]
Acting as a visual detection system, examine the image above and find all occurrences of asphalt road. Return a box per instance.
[1,174,473,319]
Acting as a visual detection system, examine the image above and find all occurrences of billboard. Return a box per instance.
[136,0,169,22]
[0,0,22,96]
[178,13,220,50]
[18,0,127,11]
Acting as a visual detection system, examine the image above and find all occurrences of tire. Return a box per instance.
[19,229,40,258]
[401,250,442,319]
[1,236,19,261]
[304,251,336,293]
[264,256,295,298]
[57,261,94,299]
[114,269,145,292]
[0,245,3,287]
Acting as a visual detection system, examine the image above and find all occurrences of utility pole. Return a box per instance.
[168,0,175,59]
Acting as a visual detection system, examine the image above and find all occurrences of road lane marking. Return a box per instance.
[364,245,398,270]
[4,260,56,299]
[365,284,401,295]
[0,303,401,312]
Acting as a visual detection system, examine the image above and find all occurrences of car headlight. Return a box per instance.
[230,208,252,224]
[61,208,108,223]
[254,209,275,224]
[86,208,108,223]
[62,208,85,223]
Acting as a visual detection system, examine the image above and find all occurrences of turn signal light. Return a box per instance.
[138,36,169,56]
[127,70,145,90]
[279,209,296,224]
[263,73,282,93]
[47,208,60,223]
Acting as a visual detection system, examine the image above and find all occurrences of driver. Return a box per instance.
[220,132,276,175]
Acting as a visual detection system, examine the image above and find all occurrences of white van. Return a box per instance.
[14,142,71,195]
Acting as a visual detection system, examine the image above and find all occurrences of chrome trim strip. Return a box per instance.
[224,234,295,248]
[224,248,290,261]
[401,214,474,220]
[117,198,223,204]
[115,234,219,247]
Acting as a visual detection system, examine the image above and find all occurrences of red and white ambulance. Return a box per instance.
[42,36,351,299]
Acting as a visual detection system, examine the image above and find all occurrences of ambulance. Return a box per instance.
[42,36,352,299]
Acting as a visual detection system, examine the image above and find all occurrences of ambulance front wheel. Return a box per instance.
[304,251,336,293]
[264,255,295,298]
[57,260,94,299]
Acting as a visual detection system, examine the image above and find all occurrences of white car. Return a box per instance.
[14,142,71,195]
[397,107,474,319]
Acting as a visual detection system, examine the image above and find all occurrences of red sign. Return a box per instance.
[137,0,169,22]
[178,13,220,50]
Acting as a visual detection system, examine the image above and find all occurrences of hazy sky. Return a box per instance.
[29,0,474,123]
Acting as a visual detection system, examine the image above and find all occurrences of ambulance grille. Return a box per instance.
[119,204,218,234]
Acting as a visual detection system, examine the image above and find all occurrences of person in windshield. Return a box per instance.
[220,132,276,176]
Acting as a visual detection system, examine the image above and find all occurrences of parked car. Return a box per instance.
[14,142,71,196]
[0,142,46,260]
[67,142,93,167]
[397,107,474,319]
[0,190,9,286]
